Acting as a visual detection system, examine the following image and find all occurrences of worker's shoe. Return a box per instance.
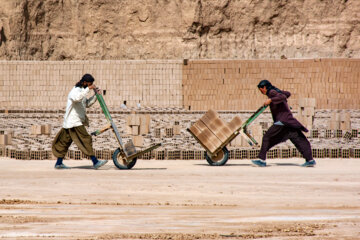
[54,164,71,169]
[252,159,267,167]
[94,160,108,169]
[301,160,316,167]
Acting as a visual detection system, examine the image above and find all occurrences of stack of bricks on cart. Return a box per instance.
[188,109,242,153]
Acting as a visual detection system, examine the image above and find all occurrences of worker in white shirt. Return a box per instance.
[52,74,108,169]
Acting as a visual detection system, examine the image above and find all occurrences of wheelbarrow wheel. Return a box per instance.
[205,147,229,166]
[112,148,137,169]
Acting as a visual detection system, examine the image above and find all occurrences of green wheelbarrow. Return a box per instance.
[187,105,267,166]
[91,90,161,169]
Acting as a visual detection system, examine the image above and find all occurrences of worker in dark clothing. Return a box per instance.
[252,80,316,167]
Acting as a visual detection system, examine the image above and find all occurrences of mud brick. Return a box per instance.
[81,152,90,159]
[167,150,181,160]
[15,150,22,160]
[281,148,291,158]
[30,150,41,160]
[194,150,205,160]
[267,149,280,159]
[21,150,30,160]
[341,149,350,158]
[127,114,140,126]
[351,129,358,138]
[41,150,49,160]
[325,130,333,138]
[229,149,235,159]
[10,149,16,159]
[330,148,341,158]
[31,125,42,135]
[132,135,144,147]
[67,150,75,160]
[343,131,352,140]
[155,150,166,160]
[95,149,102,159]
[228,116,243,132]
[155,128,162,138]
[248,149,260,159]
[165,127,174,138]
[334,129,343,138]
[233,149,248,159]
[197,128,222,153]
[102,149,111,160]
[0,146,4,156]
[139,114,150,134]
[132,126,140,135]
[310,129,319,138]
[140,151,151,160]
[207,118,231,142]
[173,125,181,135]
[6,147,10,157]
[350,148,360,158]
[43,124,52,135]
[182,150,194,160]
[74,150,82,160]
[0,134,11,145]
[312,148,325,158]
[200,109,219,123]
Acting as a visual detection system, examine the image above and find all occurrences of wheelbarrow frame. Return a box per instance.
[92,91,161,169]
[187,105,268,165]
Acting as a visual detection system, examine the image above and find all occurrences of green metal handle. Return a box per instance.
[95,93,112,122]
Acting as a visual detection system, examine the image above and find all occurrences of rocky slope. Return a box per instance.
[0,0,359,60]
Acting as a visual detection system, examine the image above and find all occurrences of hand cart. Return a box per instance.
[187,105,267,166]
[91,90,161,169]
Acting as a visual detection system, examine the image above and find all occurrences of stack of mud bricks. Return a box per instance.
[30,124,51,136]
[296,98,316,134]
[189,109,242,153]
[0,130,12,157]
[126,112,150,147]
[328,112,351,138]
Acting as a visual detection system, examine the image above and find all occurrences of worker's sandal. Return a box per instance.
[94,160,108,169]
[54,164,71,169]
[301,160,316,167]
[251,159,267,167]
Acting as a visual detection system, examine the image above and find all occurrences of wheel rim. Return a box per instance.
[210,150,225,162]
[115,152,129,166]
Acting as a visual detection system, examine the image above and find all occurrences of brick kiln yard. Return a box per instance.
[0,157,359,240]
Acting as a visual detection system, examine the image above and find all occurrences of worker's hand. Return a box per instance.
[264,99,272,106]
[94,87,101,94]
[88,84,96,90]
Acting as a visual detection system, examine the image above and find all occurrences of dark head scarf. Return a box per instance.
[257,80,282,94]
[75,74,95,88]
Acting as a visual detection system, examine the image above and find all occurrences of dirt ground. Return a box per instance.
[0,157,359,240]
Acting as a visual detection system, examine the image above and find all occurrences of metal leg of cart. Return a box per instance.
[92,91,161,169]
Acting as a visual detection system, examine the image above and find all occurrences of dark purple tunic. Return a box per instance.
[267,89,308,132]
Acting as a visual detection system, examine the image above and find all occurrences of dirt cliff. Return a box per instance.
[0,0,359,60]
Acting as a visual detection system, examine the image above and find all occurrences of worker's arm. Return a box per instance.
[268,89,288,105]
[69,87,89,102]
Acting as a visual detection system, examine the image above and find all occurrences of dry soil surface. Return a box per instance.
[0,158,359,240]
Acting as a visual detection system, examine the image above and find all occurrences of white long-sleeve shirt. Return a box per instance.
[62,87,97,129]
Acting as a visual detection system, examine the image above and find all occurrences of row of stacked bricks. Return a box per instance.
[182,59,360,110]
[125,112,151,147]
[0,60,183,110]
[188,109,243,153]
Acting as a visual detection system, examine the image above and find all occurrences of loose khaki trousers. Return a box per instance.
[52,125,95,158]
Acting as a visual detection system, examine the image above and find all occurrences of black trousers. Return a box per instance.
[258,125,313,161]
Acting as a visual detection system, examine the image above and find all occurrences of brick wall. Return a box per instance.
[0,59,359,111]
[0,60,183,109]
[183,59,360,110]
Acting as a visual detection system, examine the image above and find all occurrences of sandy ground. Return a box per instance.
[0,157,359,240]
